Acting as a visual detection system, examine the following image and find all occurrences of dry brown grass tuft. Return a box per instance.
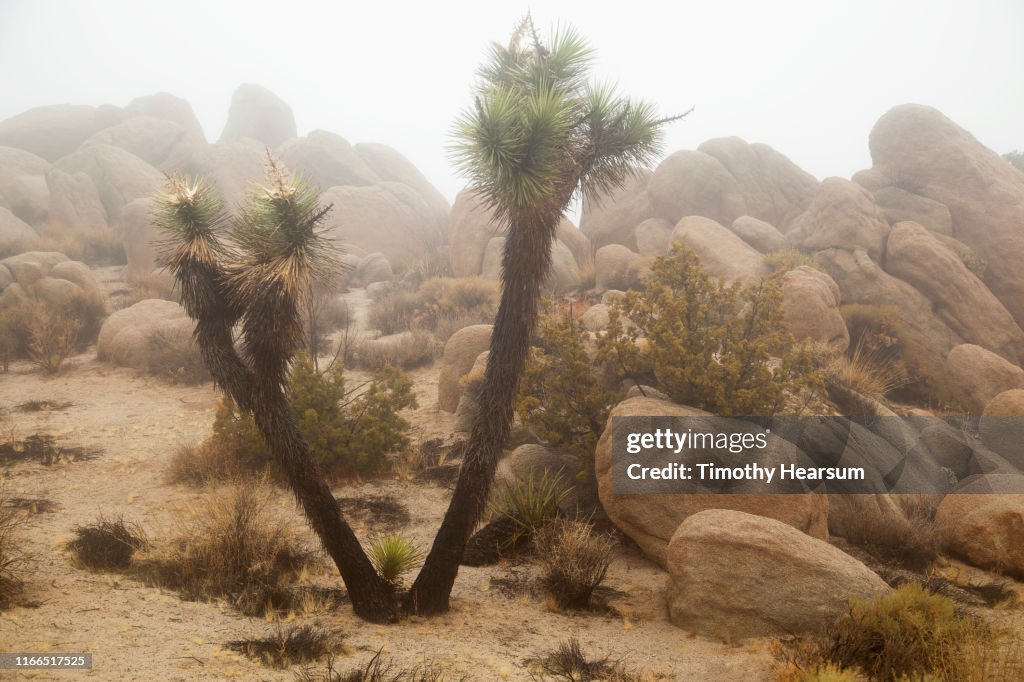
[838,499,940,573]
[0,486,30,609]
[137,480,318,615]
[227,624,344,668]
[66,517,147,571]
[828,339,908,403]
[526,638,652,681]
[165,441,261,486]
[353,331,437,370]
[533,519,615,611]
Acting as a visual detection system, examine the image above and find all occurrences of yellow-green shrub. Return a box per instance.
[210,356,416,477]
[598,243,820,415]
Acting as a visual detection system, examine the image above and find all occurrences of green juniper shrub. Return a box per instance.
[597,243,821,416]
[209,356,416,478]
[516,310,619,469]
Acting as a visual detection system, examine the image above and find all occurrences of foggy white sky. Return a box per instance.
[0,0,1021,203]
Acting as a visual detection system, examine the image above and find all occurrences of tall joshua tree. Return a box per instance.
[407,17,682,614]
[153,166,399,622]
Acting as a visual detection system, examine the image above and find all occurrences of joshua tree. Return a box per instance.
[153,165,399,621]
[407,17,681,613]
[154,17,678,621]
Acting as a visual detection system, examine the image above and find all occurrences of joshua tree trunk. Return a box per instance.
[408,202,565,614]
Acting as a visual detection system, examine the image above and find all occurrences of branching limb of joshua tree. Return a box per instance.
[153,165,399,622]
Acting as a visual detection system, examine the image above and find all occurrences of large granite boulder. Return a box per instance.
[945,344,1024,413]
[873,185,952,235]
[354,142,450,229]
[670,215,768,285]
[729,215,789,254]
[649,150,747,227]
[788,177,890,259]
[219,84,296,148]
[698,137,818,230]
[594,396,829,567]
[0,104,124,161]
[321,182,443,271]
[781,266,849,349]
[1,175,49,224]
[53,143,161,226]
[869,104,1024,328]
[277,130,379,189]
[666,509,889,639]
[437,324,492,412]
[45,169,107,228]
[594,244,640,292]
[579,170,653,250]
[0,146,49,187]
[122,197,158,281]
[84,116,205,173]
[97,298,194,368]
[0,207,38,252]
[885,221,1024,363]
[934,474,1024,578]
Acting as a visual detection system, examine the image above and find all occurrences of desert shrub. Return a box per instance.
[227,625,342,668]
[144,327,209,384]
[1004,149,1024,172]
[765,249,820,273]
[776,583,1024,682]
[368,289,423,335]
[209,356,416,479]
[827,339,908,403]
[0,486,29,609]
[66,517,147,571]
[325,649,454,682]
[366,533,424,586]
[138,481,316,615]
[517,310,618,468]
[27,307,81,374]
[33,223,126,266]
[527,638,644,681]
[0,287,106,371]
[492,471,571,535]
[598,243,821,415]
[367,277,499,340]
[533,519,615,610]
[166,440,260,485]
[353,331,436,370]
[837,501,939,572]
[302,285,351,362]
[115,272,178,309]
[840,303,955,408]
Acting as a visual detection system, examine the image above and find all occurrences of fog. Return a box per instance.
[1,0,1021,202]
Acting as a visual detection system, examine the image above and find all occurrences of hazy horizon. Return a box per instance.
[1,0,1021,205]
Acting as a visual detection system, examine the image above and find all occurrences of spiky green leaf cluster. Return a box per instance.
[153,161,338,390]
[367,533,424,584]
[451,16,681,226]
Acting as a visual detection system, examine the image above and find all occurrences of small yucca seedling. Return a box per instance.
[367,533,424,585]
[491,470,572,534]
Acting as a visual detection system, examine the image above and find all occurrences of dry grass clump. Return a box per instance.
[226,624,343,668]
[27,307,82,374]
[113,272,179,309]
[66,517,147,571]
[137,481,318,616]
[774,583,1024,682]
[31,223,126,266]
[533,519,615,610]
[0,486,30,609]
[366,277,498,341]
[165,440,263,486]
[838,500,939,572]
[0,433,101,465]
[0,287,107,373]
[144,327,209,384]
[827,339,908,403]
[353,330,437,370]
[526,638,649,681]
[311,649,455,682]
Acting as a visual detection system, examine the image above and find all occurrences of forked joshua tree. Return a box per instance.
[154,17,679,621]
[408,16,682,614]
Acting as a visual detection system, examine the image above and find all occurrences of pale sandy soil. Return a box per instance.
[0,285,775,680]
